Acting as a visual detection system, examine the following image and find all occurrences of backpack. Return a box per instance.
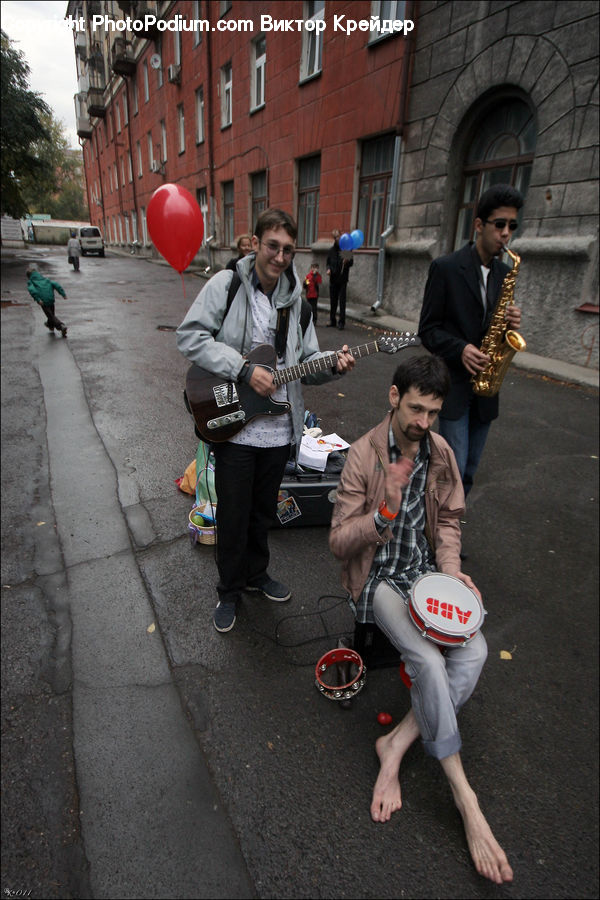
[224,268,312,351]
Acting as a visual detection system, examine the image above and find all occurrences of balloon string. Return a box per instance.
[180,271,186,299]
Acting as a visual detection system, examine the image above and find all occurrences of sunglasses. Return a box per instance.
[485,219,519,231]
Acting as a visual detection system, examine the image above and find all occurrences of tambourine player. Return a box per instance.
[329,354,513,885]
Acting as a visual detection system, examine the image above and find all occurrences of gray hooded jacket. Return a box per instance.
[176,253,339,448]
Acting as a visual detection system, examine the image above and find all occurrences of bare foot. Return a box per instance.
[370,711,419,823]
[459,796,513,885]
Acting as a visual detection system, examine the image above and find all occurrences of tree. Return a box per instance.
[21,113,89,221]
[0,29,54,217]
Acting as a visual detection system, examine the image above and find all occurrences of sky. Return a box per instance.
[2,1,80,148]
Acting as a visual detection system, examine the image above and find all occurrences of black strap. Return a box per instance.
[224,268,312,342]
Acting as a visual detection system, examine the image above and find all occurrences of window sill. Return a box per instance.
[250,103,265,116]
[221,122,232,132]
[299,70,322,87]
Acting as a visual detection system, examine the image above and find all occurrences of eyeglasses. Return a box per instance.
[485,219,519,232]
[259,240,296,260]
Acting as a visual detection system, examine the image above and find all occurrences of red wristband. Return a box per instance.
[378,500,397,521]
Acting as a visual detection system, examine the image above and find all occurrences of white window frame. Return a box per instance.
[300,1,324,82]
[127,150,133,182]
[116,103,121,133]
[221,62,232,128]
[161,120,167,162]
[141,206,148,245]
[143,61,149,102]
[178,104,185,154]
[195,86,205,144]
[251,35,266,111]
[133,76,139,114]
[193,0,202,46]
[147,132,154,170]
[137,141,143,177]
[131,210,138,242]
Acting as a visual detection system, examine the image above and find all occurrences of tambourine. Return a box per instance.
[315,648,366,701]
[408,572,486,647]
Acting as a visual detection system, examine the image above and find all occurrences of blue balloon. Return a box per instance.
[339,232,353,251]
[350,229,364,249]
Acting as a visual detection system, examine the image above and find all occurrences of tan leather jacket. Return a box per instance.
[329,414,465,602]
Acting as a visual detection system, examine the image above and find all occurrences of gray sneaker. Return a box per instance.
[245,577,291,602]
[213,597,238,632]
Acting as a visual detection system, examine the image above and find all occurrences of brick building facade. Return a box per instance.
[70,0,598,368]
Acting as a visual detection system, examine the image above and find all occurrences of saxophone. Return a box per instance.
[471,247,526,397]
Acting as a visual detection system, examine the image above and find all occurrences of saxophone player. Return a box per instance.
[418,184,524,498]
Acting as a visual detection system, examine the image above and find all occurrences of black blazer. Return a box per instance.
[418,243,509,422]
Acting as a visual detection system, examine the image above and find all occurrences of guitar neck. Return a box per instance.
[273,340,380,387]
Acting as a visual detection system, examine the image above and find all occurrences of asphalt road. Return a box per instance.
[1,246,598,900]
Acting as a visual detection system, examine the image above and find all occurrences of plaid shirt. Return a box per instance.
[355,425,436,624]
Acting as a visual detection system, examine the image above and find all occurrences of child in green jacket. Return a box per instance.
[26,268,68,337]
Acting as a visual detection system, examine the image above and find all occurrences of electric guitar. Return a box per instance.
[185,332,420,443]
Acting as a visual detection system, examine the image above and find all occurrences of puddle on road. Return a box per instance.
[157,325,177,332]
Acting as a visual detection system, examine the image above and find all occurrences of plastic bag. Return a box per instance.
[195,440,216,508]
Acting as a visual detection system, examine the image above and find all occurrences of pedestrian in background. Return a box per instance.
[303,262,322,323]
[326,229,353,330]
[26,267,68,337]
[67,230,81,272]
[226,234,253,271]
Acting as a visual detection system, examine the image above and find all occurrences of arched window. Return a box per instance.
[454,99,536,249]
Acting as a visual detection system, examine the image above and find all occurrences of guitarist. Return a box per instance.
[176,208,355,633]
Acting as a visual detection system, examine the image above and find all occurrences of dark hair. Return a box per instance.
[392,355,450,401]
[475,184,523,223]
[254,208,297,241]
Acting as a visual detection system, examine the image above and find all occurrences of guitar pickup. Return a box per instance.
[207,410,246,430]
[213,382,239,407]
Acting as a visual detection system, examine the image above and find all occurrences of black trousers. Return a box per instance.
[42,304,65,331]
[212,441,290,600]
[329,279,347,326]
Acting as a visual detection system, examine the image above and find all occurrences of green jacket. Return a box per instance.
[27,271,66,307]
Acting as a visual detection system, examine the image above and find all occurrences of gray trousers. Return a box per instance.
[373,580,487,760]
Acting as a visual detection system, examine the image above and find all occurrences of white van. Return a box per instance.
[77,225,105,257]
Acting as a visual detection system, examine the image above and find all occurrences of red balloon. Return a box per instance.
[377,712,393,726]
[147,184,204,273]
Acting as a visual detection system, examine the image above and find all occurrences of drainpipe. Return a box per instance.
[372,134,402,312]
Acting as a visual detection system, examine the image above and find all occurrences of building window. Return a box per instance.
[143,61,149,102]
[251,35,266,111]
[177,105,185,153]
[193,0,202,46]
[357,133,395,247]
[116,103,121,133]
[222,181,234,246]
[124,216,130,244]
[137,140,143,177]
[122,93,128,125]
[297,156,320,246]
[196,187,208,245]
[159,120,167,163]
[141,206,148,245]
[173,30,182,67]
[156,36,163,88]
[131,210,138,242]
[454,98,536,249]
[369,0,407,42]
[195,87,205,144]
[127,150,133,182]
[300,1,324,82]
[251,171,268,226]
[133,76,139,115]
[120,157,125,186]
[147,132,154,170]
[221,62,232,128]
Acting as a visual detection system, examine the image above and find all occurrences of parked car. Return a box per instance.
[77,225,104,257]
